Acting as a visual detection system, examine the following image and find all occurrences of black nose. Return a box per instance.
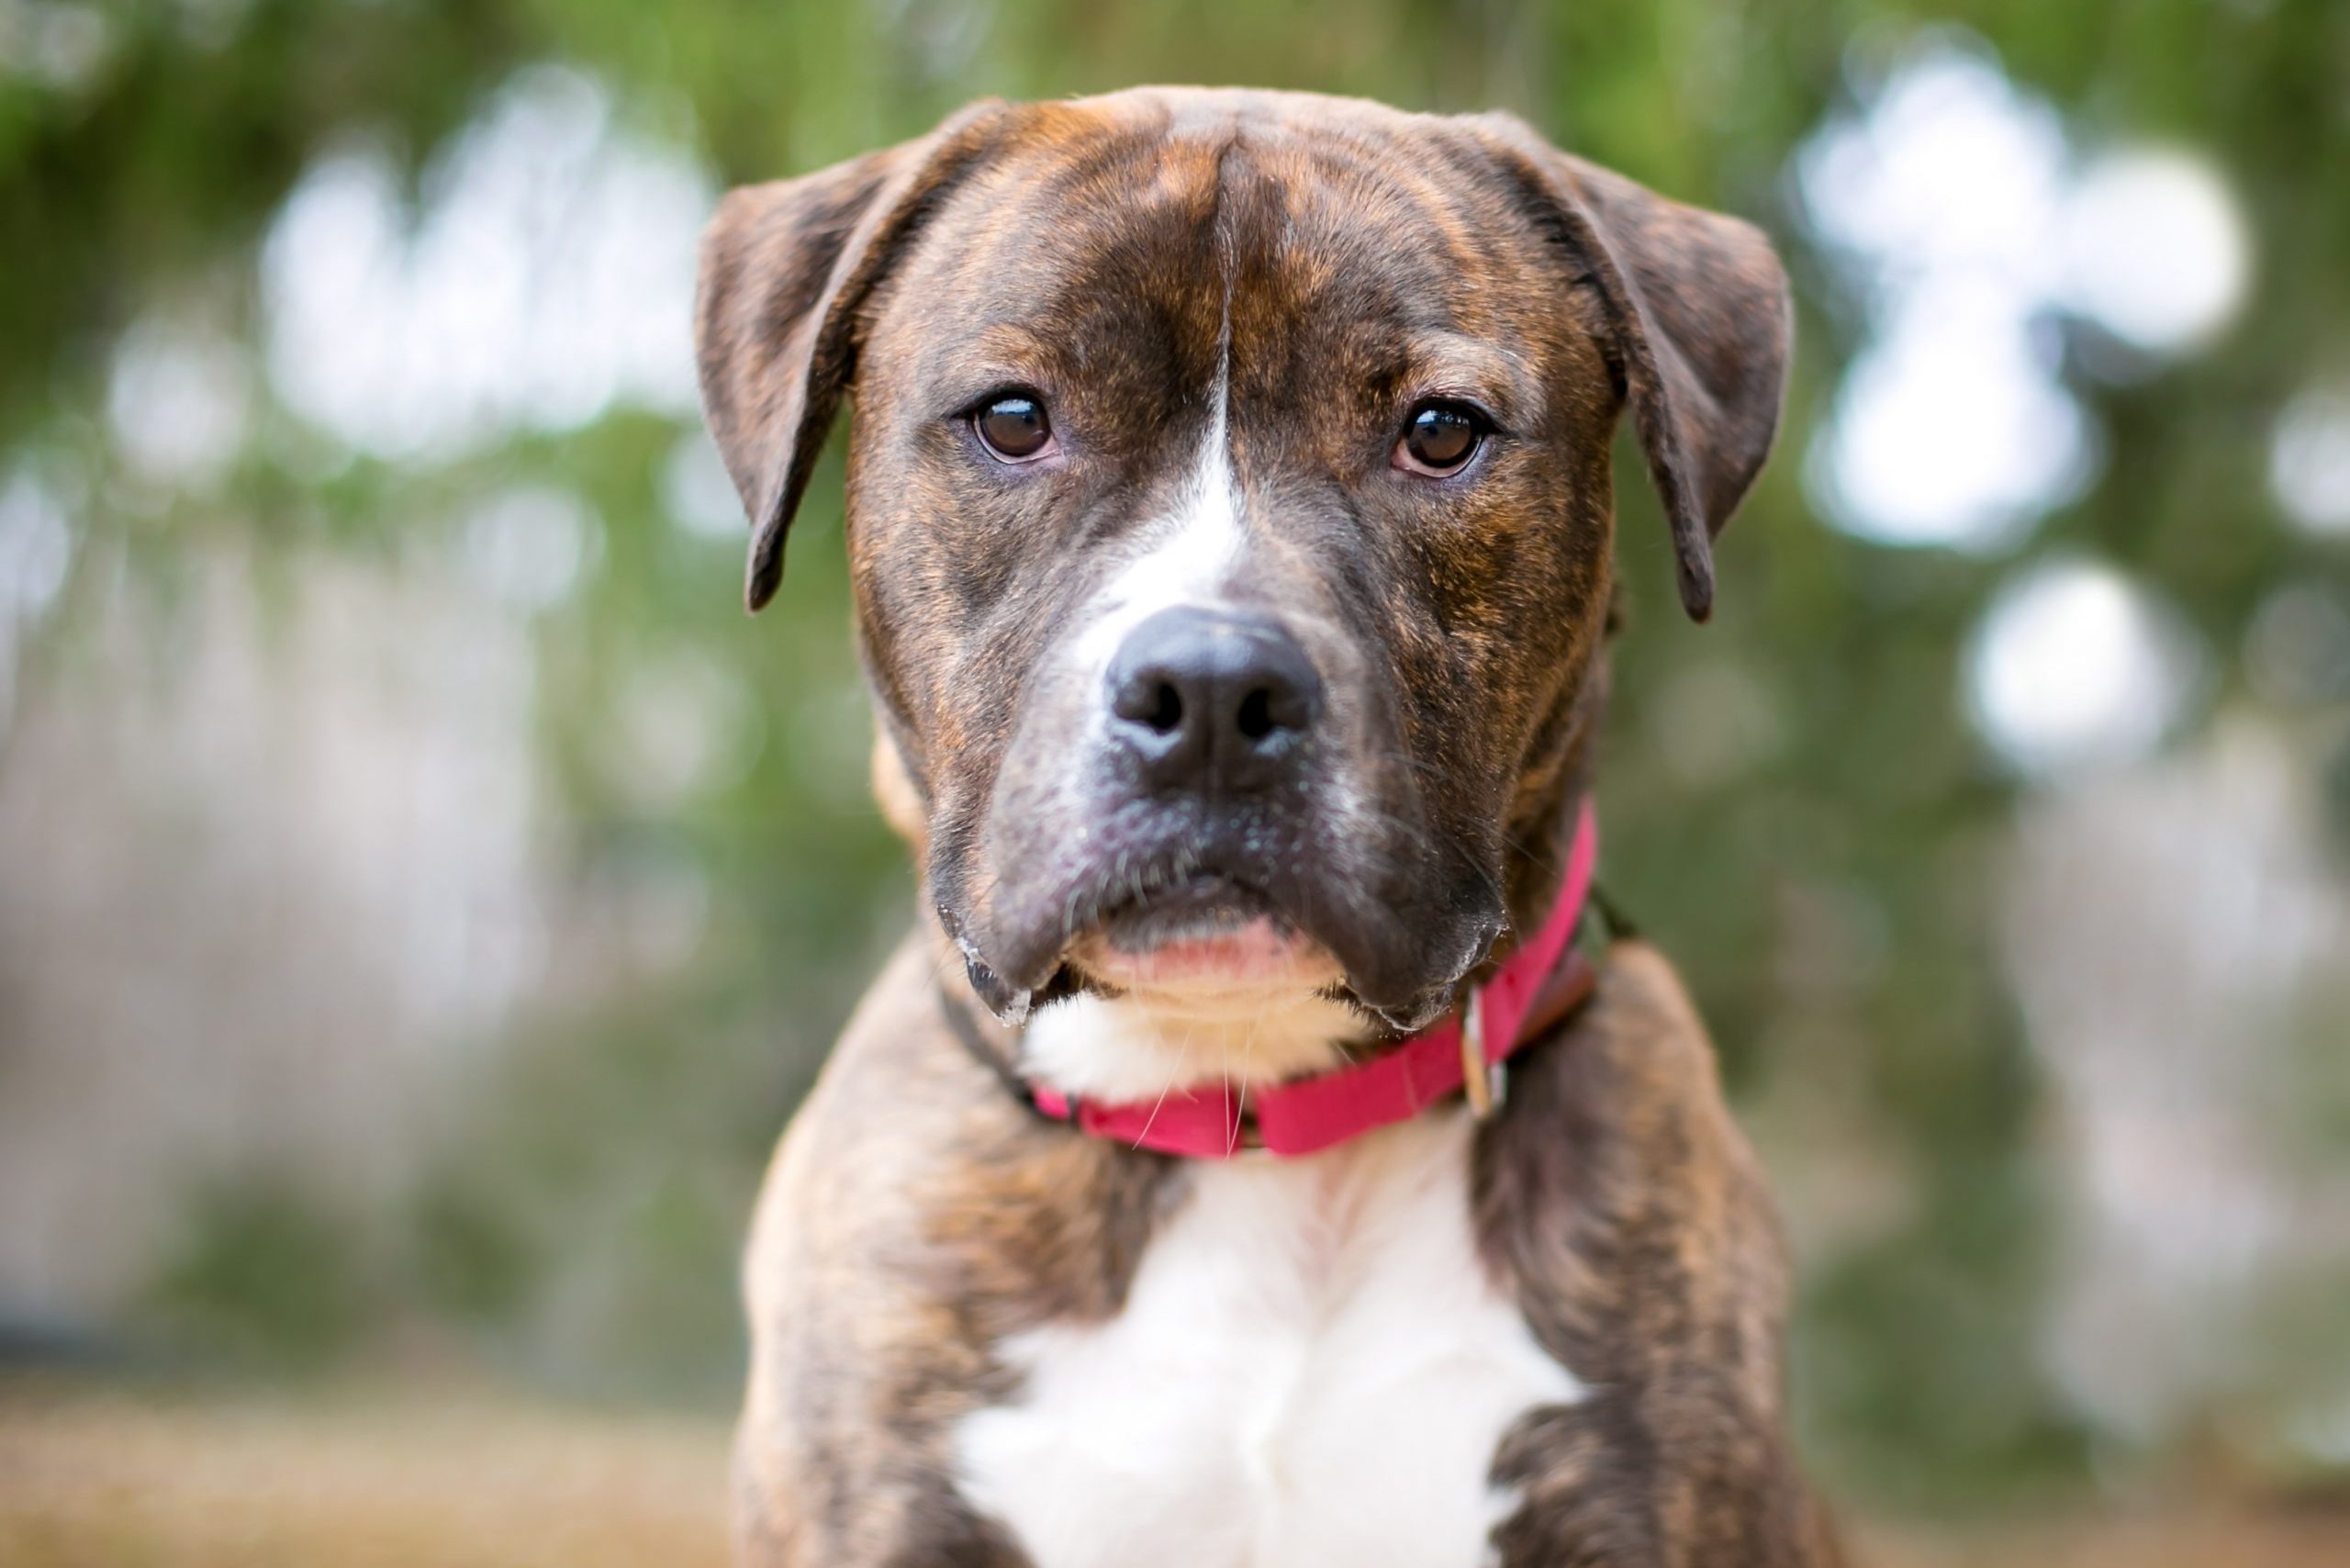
[1106,606,1323,792]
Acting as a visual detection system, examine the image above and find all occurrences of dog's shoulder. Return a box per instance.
[1483,938,1786,1298]
[1477,939,1844,1567]
[745,937,1173,1314]
[736,935,1176,1567]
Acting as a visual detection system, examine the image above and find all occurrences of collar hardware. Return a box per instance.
[1460,990,1500,1119]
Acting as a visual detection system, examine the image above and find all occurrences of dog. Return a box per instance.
[696,87,1838,1568]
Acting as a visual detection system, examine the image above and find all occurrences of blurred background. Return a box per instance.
[3,1,2346,1562]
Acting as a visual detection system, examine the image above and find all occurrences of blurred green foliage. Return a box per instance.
[143,1173,377,1372]
[6,0,2347,1518]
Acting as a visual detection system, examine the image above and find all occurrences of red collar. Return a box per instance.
[1017,800,1598,1159]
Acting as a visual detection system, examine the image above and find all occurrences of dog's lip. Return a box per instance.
[1069,868,1338,991]
[1077,915,1337,995]
[956,834,1499,1030]
[1091,866,1282,948]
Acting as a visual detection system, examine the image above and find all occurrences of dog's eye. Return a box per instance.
[1394,401,1487,476]
[973,395,1054,463]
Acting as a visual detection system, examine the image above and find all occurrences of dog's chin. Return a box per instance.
[955,845,1499,1033]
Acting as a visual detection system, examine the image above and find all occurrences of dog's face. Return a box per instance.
[698,90,1787,1033]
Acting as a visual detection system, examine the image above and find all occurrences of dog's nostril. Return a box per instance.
[1236,688,1273,742]
[1145,681,1183,735]
[1114,675,1188,734]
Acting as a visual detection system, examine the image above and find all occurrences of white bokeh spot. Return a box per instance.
[1800,48,2070,296]
[0,2,116,94]
[1798,40,2250,553]
[0,465,76,622]
[460,486,599,614]
[2268,382,2350,537]
[1966,559,2202,777]
[106,318,253,493]
[1813,277,2093,551]
[2061,149,2249,353]
[1798,44,2086,551]
[260,64,713,464]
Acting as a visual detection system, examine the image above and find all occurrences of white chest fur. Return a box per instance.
[953,1109,1583,1568]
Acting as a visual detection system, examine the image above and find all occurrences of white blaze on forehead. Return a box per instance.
[1070,300,1248,675]
[1136,413,1246,598]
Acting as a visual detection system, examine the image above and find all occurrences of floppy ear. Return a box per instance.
[1466,117,1792,622]
[695,101,1009,611]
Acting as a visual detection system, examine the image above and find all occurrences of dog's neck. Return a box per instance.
[1501,639,1611,945]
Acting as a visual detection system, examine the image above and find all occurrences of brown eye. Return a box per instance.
[974,395,1053,462]
[1395,401,1486,476]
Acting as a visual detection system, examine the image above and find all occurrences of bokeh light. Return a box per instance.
[1965,558,2202,776]
[260,66,710,463]
[2269,381,2350,537]
[2060,149,2250,354]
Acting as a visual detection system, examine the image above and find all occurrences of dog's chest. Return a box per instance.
[953,1110,1583,1568]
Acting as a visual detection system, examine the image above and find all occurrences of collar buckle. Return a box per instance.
[1459,990,1507,1120]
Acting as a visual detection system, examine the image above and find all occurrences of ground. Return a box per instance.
[2,1378,2344,1567]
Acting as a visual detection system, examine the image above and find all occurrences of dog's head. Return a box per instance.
[697,89,1787,1035]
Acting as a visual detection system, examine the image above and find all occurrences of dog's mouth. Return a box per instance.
[1070,868,1341,999]
[1092,865,1282,953]
[947,846,1349,1022]
[951,813,1503,1035]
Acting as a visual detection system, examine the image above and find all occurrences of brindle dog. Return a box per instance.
[698,87,1839,1568]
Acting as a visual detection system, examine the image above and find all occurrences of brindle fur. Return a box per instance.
[1479,944,1844,1567]
[734,939,1179,1566]
[700,87,1830,1566]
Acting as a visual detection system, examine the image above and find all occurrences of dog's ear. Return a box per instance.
[696,102,1010,612]
[1464,116,1791,622]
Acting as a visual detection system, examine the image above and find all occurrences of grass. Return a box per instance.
[0,1378,730,1568]
[4,1376,2346,1567]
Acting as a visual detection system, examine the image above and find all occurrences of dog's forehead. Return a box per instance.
[1026,84,1460,181]
[881,89,1556,403]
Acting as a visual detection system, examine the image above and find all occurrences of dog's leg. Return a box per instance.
[1478,943,1846,1568]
